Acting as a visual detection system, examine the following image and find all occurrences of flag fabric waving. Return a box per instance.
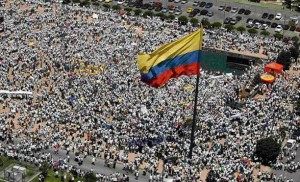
[137,27,203,87]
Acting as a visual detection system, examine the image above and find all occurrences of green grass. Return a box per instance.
[31,169,85,182]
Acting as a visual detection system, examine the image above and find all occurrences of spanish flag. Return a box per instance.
[137,27,203,87]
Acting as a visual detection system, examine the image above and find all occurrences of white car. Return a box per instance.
[117,0,124,4]
[174,9,182,15]
[231,7,238,13]
[261,23,268,30]
[174,0,181,3]
[181,0,187,4]
[286,139,296,149]
[275,25,283,32]
[275,13,282,20]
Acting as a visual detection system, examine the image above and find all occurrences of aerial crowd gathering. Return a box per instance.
[0,0,300,181]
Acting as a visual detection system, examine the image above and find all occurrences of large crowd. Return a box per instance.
[0,0,300,181]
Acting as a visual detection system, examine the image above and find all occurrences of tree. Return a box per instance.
[72,0,80,3]
[190,18,199,27]
[261,30,270,37]
[201,19,211,28]
[84,172,96,182]
[292,36,299,43]
[255,137,281,165]
[274,33,283,40]
[92,2,100,7]
[143,10,153,18]
[212,22,222,29]
[40,161,50,177]
[102,4,110,10]
[248,28,257,35]
[277,49,292,70]
[134,9,142,16]
[178,15,188,25]
[206,170,218,182]
[236,26,246,33]
[112,5,121,11]
[224,24,235,32]
[167,14,175,20]
[82,0,90,6]
[290,43,299,61]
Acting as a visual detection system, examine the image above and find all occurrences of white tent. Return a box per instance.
[92,13,98,19]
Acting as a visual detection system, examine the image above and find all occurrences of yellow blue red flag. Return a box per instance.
[137,27,203,87]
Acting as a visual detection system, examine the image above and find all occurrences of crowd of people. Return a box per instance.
[0,0,300,181]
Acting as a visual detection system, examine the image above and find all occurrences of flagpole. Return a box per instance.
[188,26,202,159]
[188,70,200,159]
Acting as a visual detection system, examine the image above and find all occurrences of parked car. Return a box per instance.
[254,22,261,29]
[174,0,181,3]
[261,23,268,30]
[186,7,193,13]
[265,21,271,26]
[283,24,290,30]
[290,25,296,31]
[271,22,278,28]
[225,6,231,12]
[142,3,151,9]
[267,14,274,20]
[205,2,213,8]
[231,7,238,13]
[238,8,245,14]
[161,7,168,13]
[262,13,268,19]
[218,5,225,11]
[189,9,200,17]
[192,1,199,6]
[199,1,206,7]
[117,0,124,5]
[246,22,254,28]
[200,9,208,15]
[174,9,182,15]
[207,11,214,17]
[155,6,162,11]
[246,18,253,23]
[230,18,237,25]
[224,17,231,24]
[244,10,251,15]
[236,16,242,22]
[275,13,282,20]
[296,26,300,32]
[275,25,283,32]
[181,0,187,4]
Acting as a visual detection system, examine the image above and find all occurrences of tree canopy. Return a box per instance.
[255,137,281,165]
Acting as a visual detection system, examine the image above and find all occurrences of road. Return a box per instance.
[0,139,150,182]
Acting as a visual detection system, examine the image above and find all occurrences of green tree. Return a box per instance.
[167,14,175,20]
[201,19,211,28]
[92,2,100,6]
[143,10,154,18]
[82,0,90,6]
[292,36,299,43]
[39,161,50,177]
[72,0,80,3]
[134,9,142,16]
[112,5,121,11]
[178,15,188,25]
[84,172,96,182]
[103,4,110,9]
[155,12,165,18]
[236,26,246,33]
[261,30,270,37]
[124,7,132,13]
[248,28,257,35]
[255,137,281,165]
[224,24,235,32]
[190,18,199,27]
[206,170,218,182]
[212,22,222,29]
[274,33,283,40]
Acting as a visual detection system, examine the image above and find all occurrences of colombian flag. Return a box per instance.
[137,27,203,87]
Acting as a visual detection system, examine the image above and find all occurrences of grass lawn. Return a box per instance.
[31,169,85,182]
[0,156,39,180]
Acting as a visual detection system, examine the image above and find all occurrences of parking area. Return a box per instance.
[97,0,300,36]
